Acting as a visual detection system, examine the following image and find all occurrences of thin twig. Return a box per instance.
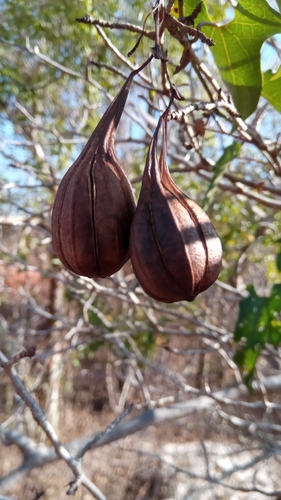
[77,404,134,458]
[95,25,153,85]
[6,346,37,366]
[76,14,155,40]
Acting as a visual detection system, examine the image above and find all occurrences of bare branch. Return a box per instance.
[2,377,281,488]
[77,404,134,458]
[0,495,18,500]
[5,346,37,366]
[0,351,106,500]
[94,25,153,85]
[76,14,155,40]
[163,11,215,47]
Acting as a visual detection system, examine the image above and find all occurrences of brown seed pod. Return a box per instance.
[129,112,222,303]
[52,57,153,278]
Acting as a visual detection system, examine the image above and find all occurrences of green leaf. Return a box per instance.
[262,66,281,113]
[267,284,281,308]
[234,284,281,378]
[203,0,281,118]
[203,141,241,211]
[266,284,281,344]
[234,285,266,343]
[183,0,209,22]
[234,346,261,373]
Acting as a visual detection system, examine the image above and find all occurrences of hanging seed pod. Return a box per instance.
[130,110,222,303]
[52,56,153,278]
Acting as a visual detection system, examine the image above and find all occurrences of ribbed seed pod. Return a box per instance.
[129,114,222,303]
[52,57,152,278]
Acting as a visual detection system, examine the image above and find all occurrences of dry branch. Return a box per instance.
[2,375,281,489]
[0,351,106,500]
